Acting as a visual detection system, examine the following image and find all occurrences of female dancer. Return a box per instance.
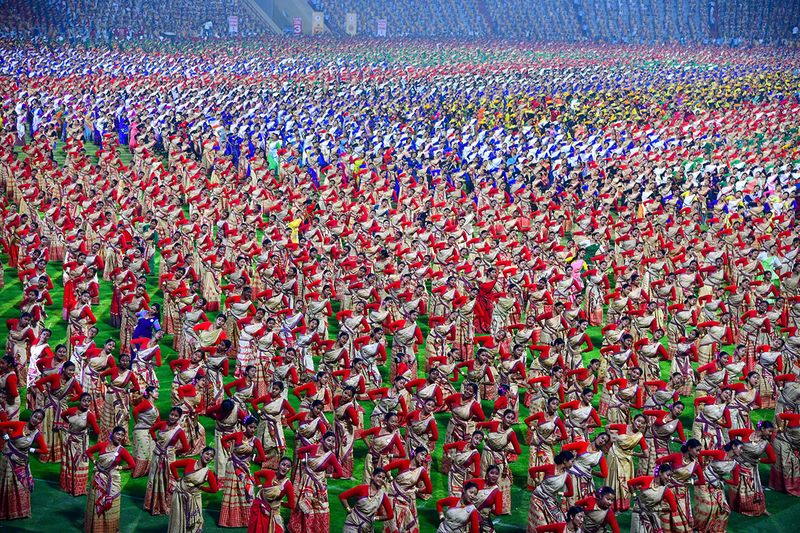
[361,411,406,485]
[98,352,140,442]
[534,505,586,533]
[436,481,481,532]
[770,412,800,496]
[248,457,295,533]
[0,410,47,520]
[287,431,344,533]
[654,438,704,532]
[527,451,575,532]
[691,388,733,450]
[384,447,433,533]
[176,382,207,455]
[560,388,602,442]
[443,383,486,459]
[627,464,678,533]
[477,409,521,515]
[606,415,649,511]
[563,434,609,507]
[84,426,136,533]
[574,486,620,533]
[60,393,100,495]
[524,398,567,486]
[367,374,410,427]
[34,360,82,462]
[694,440,742,533]
[333,385,361,478]
[473,465,504,531]
[219,415,267,527]
[130,385,160,478]
[251,381,296,469]
[444,430,484,497]
[143,407,189,515]
[729,373,762,430]
[130,331,163,388]
[168,447,219,533]
[638,402,685,477]
[728,423,777,517]
[405,396,439,459]
[206,398,247,481]
[339,468,394,532]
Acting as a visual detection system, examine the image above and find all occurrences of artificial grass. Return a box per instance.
[1,142,798,532]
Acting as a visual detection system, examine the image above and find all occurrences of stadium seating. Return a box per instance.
[2,0,799,43]
[0,0,268,39]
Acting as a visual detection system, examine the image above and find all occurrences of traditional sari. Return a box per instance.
[131,403,159,478]
[334,399,361,478]
[668,458,698,532]
[769,427,800,496]
[287,449,335,533]
[98,369,136,442]
[437,502,479,533]
[639,417,680,477]
[202,354,227,413]
[363,429,403,485]
[342,487,388,532]
[527,471,568,532]
[694,458,736,533]
[527,415,562,486]
[61,410,93,495]
[564,404,596,442]
[256,396,290,469]
[606,430,643,511]
[385,466,427,533]
[566,450,604,507]
[39,374,78,462]
[178,309,206,358]
[214,407,241,481]
[691,403,730,450]
[630,484,671,533]
[168,464,212,533]
[444,437,478,494]
[84,446,125,533]
[406,410,436,457]
[480,427,515,514]
[144,424,185,515]
[728,438,770,516]
[0,428,39,519]
[248,477,292,533]
[220,435,260,527]
[84,353,112,415]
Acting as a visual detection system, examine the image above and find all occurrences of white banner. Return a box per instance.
[345,12,357,36]
[376,18,387,37]
[312,11,325,35]
[228,16,238,34]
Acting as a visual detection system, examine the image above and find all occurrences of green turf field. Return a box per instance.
[1,141,797,532]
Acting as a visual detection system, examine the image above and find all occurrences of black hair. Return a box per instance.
[596,486,615,498]
[724,439,742,451]
[566,505,585,521]
[681,438,702,453]
[555,451,575,464]
[202,446,216,455]
[463,481,479,493]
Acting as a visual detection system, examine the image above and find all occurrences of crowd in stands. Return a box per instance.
[311,0,799,45]
[0,0,268,40]
[310,0,491,38]
[1,0,799,43]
